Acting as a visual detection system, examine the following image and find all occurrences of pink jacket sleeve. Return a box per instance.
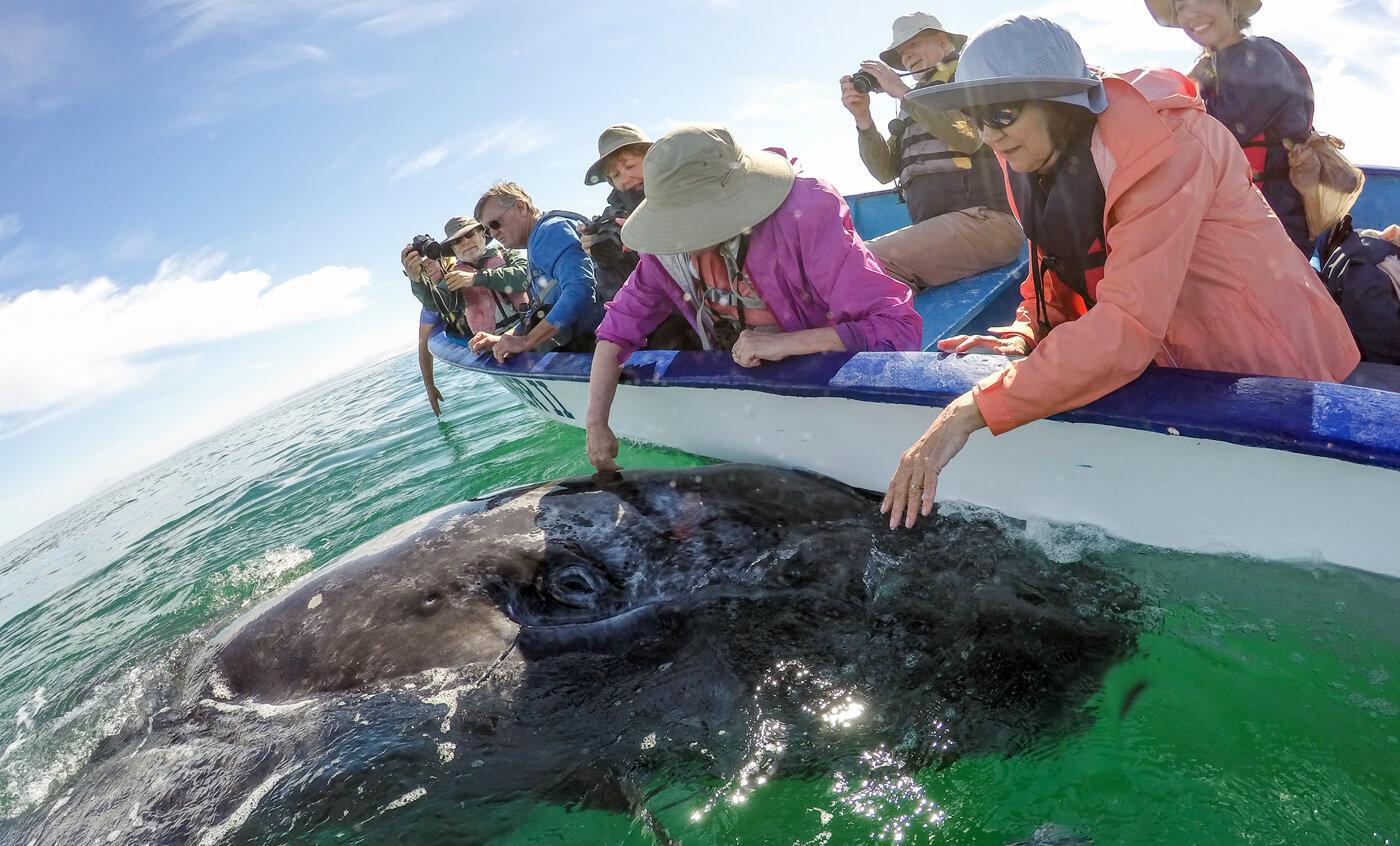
[594,256,685,364]
[973,123,1217,435]
[795,183,923,352]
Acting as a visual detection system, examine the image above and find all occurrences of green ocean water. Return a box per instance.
[0,353,1396,845]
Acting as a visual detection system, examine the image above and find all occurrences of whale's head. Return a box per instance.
[210,466,876,701]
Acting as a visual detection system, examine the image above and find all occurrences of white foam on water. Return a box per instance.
[0,687,46,764]
[196,765,295,846]
[210,546,314,607]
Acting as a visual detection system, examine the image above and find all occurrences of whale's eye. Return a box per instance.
[546,564,603,609]
[415,591,444,616]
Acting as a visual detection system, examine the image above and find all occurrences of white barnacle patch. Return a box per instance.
[437,743,456,764]
[422,688,460,734]
[306,593,323,610]
[640,732,657,750]
[383,787,426,812]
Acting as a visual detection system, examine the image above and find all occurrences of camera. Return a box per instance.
[850,70,880,94]
[584,186,644,268]
[410,234,451,262]
[584,215,626,266]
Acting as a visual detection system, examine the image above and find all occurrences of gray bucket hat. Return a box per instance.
[584,123,653,186]
[1145,0,1261,27]
[442,215,485,244]
[879,12,969,71]
[903,15,1108,114]
[620,124,794,255]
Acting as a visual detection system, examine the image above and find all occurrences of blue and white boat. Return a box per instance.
[431,166,1400,579]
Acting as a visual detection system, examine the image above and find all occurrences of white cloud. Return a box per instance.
[391,146,451,181]
[0,11,85,115]
[388,118,557,182]
[225,43,330,80]
[0,254,373,422]
[142,0,481,49]
[0,215,19,244]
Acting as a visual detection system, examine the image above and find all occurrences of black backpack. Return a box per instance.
[1320,216,1400,365]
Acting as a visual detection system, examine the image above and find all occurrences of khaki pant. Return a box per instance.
[867,206,1025,290]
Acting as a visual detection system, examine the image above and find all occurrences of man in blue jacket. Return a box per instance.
[469,182,604,360]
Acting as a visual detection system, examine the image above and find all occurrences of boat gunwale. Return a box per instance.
[430,334,1400,474]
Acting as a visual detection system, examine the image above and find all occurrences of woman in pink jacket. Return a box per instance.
[882,15,1359,529]
[585,124,922,472]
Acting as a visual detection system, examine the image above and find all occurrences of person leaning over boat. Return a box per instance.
[399,217,529,415]
[580,123,697,351]
[1147,0,1315,256]
[468,182,604,361]
[583,124,923,472]
[880,15,1359,529]
[840,12,1023,289]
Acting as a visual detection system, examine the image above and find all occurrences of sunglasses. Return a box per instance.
[484,200,516,233]
[961,102,1026,131]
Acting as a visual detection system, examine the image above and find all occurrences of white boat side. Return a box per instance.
[429,338,1400,580]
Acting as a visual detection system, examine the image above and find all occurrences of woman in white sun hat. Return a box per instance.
[879,14,1357,530]
[1146,0,1316,255]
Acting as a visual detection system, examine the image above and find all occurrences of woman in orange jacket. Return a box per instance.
[881,14,1359,530]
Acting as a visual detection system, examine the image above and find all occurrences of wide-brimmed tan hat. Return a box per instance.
[584,124,654,186]
[442,215,485,244]
[879,12,969,70]
[1145,0,1261,27]
[620,124,794,255]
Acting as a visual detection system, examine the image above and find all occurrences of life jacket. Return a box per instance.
[460,249,529,334]
[1202,38,1313,188]
[1007,129,1109,335]
[893,61,974,187]
[693,235,778,348]
[1319,216,1400,364]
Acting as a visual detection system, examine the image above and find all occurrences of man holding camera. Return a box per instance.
[400,217,530,415]
[840,12,1023,289]
[581,123,698,350]
[469,182,604,361]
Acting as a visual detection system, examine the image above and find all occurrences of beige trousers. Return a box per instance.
[867,206,1025,290]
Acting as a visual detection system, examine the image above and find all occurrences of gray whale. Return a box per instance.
[6,465,1139,845]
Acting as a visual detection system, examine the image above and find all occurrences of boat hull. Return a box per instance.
[430,340,1400,579]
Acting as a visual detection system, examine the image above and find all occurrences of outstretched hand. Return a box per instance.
[425,383,444,416]
[586,423,621,472]
[881,393,986,529]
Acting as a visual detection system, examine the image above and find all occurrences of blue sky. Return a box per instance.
[2,0,1397,544]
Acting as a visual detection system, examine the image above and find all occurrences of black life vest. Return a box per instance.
[1320,216,1400,365]
[1007,128,1108,335]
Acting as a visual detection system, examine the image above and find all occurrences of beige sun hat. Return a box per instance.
[1145,0,1261,27]
[584,124,654,186]
[879,12,969,70]
[442,215,485,244]
[620,125,794,256]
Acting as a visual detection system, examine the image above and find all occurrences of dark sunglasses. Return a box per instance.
[485,200,516,232]
[962,102,1026,131]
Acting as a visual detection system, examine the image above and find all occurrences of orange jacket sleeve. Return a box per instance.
[973,126,1218,435]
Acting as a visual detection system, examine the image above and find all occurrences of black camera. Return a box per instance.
[410,234,451,262]
[850,70,880,94]
[585,186,644,268]
[584,215,626,266]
